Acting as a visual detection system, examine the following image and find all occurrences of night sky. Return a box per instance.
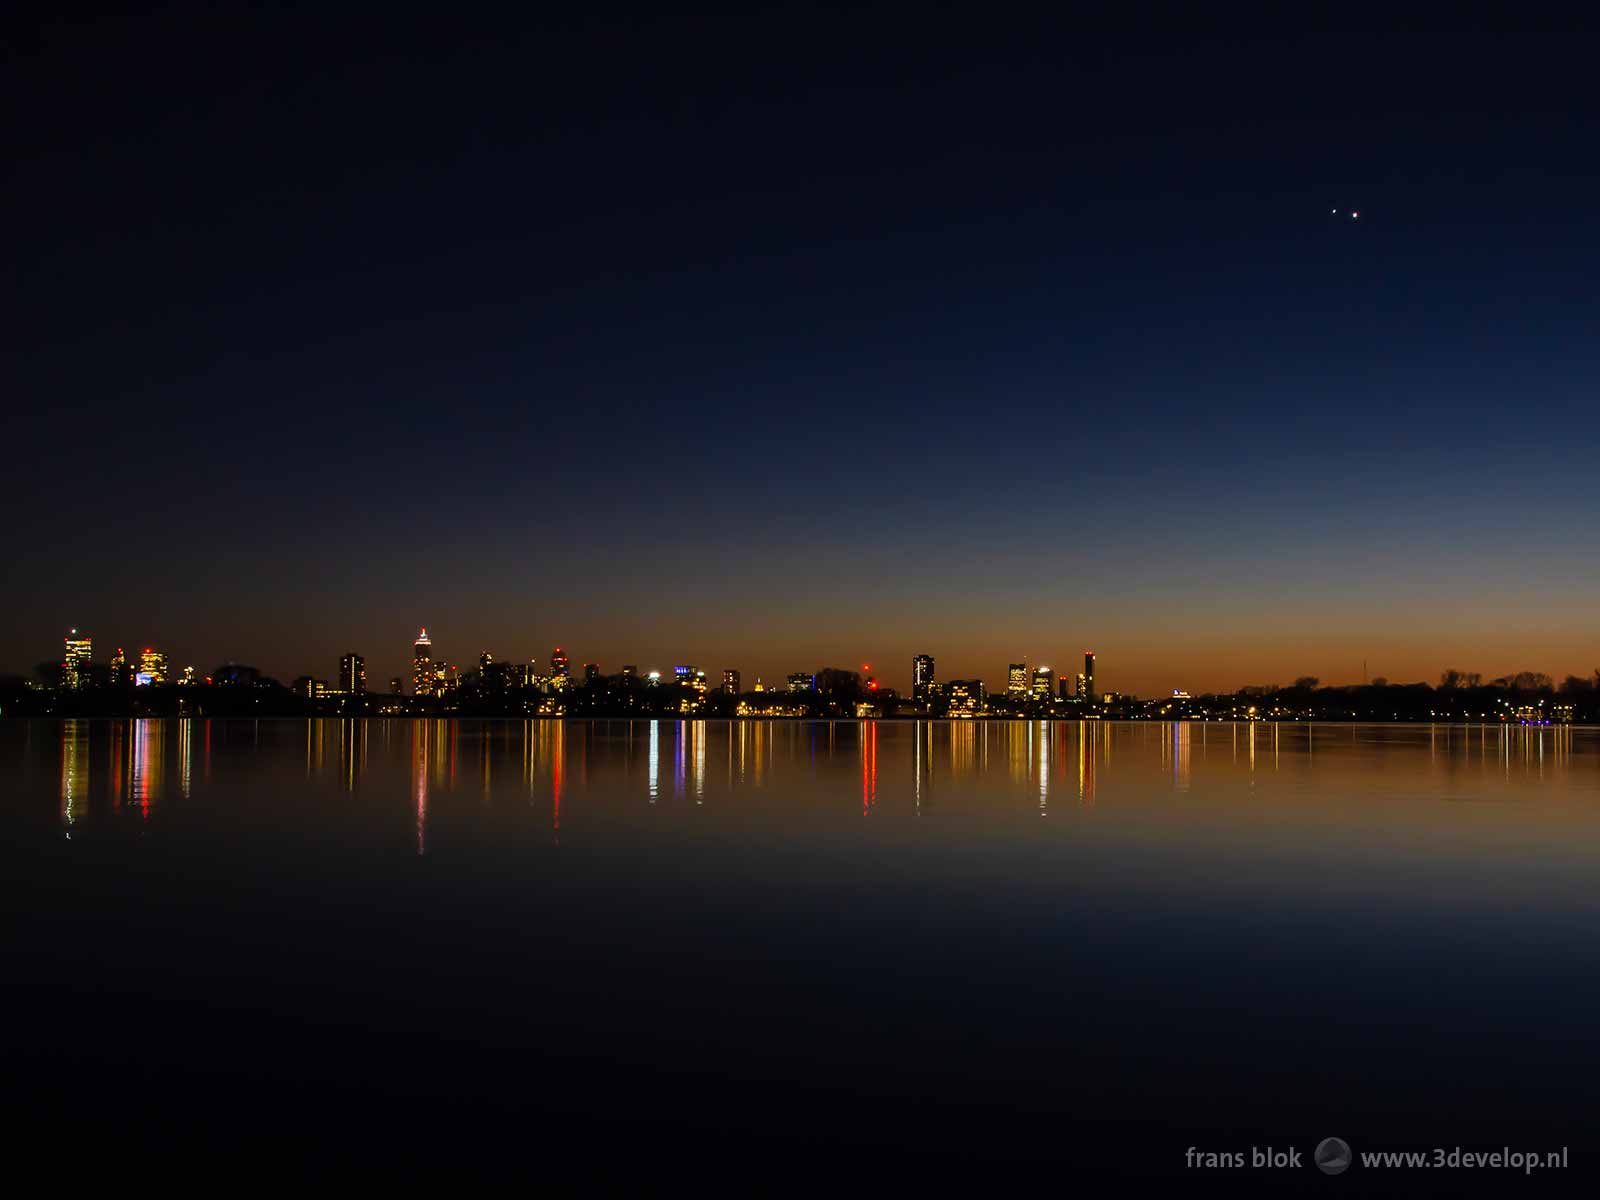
[8,9,1600,695]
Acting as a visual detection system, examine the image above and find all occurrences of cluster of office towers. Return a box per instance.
[910,651,1095,716]
[50,627,1095,718]
[58,629,179,689]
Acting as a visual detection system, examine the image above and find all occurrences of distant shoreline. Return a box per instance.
[1,714,1589,728]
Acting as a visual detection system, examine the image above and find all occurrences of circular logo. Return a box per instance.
[1315,1137,1352,1175]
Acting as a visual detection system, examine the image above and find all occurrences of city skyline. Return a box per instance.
[17,620,1600,704]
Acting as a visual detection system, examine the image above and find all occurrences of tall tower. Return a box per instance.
[550,648,570,678]
[340,652,366,694]
[412,628,433,697]
[722,668,740,695]
[1083,650,1095,704]
[912,654,935,704]
[1007,662,1028,695]
[62,629,92,689]
[138,647,168,683]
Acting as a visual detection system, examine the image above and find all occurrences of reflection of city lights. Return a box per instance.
[60,720,87,837]
[648,720,659,801]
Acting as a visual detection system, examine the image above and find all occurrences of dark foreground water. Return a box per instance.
[4,718,1598,1191]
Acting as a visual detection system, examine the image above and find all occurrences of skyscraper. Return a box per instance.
[946,679,985,717]
[551,648,570,678]
[340,652,366,694]
[62,629,92,689]
[1083,651,1095,703]
[1030,666,1054,701]
[138,647,168,684]
[109,647,127,687]
[677,668,709,710]
[412,628,433,697]
[584,662,601,684]
[1007,662,1028,695]
[723,668,740,695]
[912,654,935,704]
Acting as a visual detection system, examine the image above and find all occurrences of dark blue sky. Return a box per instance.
[8,8,1600,692]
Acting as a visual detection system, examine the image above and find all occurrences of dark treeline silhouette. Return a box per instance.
[1187,669,1600,724]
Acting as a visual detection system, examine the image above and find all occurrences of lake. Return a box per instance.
[3,718,1596,1189]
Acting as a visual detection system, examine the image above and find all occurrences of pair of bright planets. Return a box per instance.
[1332,208,1360,219]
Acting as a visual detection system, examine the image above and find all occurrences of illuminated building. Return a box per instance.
[293,676,330,699]
[412,628,433,696]
[1083,651,1095,703]
[109,647,127,686]
[1030,666,1054,701]
[787,672,814,693]
[62,629,92,689]
[550,648,570,678]
[1007,663,1028,695]
[1074,672,1087,700]
[723,669,740,695]
[179,666,196,686]
[340,652,366,694]
[584,662,600,684]
[620,664,637,681]
[388,676,403,693]
[753,678,765,693]
[912,654,935,704]
[138,647,168,684]
[947,679,985,717]
[676,668,709,713]
[439,663,460,695]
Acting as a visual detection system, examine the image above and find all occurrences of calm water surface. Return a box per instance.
[5,719,1599,1189]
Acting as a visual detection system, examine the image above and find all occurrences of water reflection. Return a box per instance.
[341,719,365,793]
[1077,722,1096,808]
[1037,721,1048,815]
[862,720,877,815]
[30,719,1600,856]
[60,719,88,836]
[131,719,163,818]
